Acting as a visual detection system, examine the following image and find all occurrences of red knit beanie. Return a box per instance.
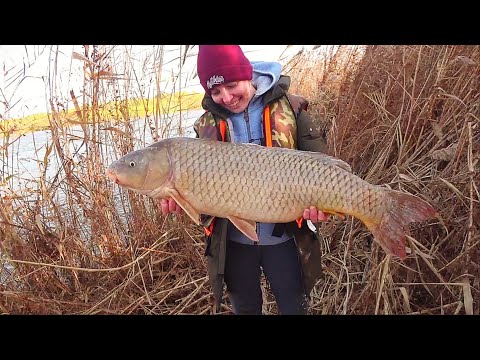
[197,45,253,95]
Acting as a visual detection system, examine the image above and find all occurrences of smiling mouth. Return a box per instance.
[226,99,240,108]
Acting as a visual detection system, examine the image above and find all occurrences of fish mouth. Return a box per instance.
[106,167,119,184]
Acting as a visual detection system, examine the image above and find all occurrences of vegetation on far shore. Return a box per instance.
[0,91,203,137]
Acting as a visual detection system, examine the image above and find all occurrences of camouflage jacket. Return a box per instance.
[194,75,327,152]
[193,75,327,313]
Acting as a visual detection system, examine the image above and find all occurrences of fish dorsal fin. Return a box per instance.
[227,216,259,242]
[264,147,352,173]
[165,188,201,226]
[302,151,352,173]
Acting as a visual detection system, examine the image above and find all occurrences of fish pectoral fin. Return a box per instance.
[165,188,201,226]
[227,216,259,242]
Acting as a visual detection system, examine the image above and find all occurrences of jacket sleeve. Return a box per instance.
[296,110,328,154]
[292,108,328,294]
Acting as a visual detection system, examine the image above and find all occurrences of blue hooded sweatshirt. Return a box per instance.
[226,61,293,246]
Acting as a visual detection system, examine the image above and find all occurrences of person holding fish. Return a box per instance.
[108,46,437,314]
[159,45,330,315]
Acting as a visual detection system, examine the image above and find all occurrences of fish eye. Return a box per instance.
[129,161,136,167]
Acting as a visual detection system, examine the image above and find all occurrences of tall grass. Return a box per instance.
[0,45,478,314]
[1,45,209,314]
[287,45,479,315]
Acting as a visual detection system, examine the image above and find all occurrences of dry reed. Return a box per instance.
[288,45,479,315]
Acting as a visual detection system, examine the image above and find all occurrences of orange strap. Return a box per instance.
[219,119,227,142]
[264,106,300,227]
[210,112,294,235]
[296,218,303,228]
[203,121,227,237]
[263,106,272,147]
[204,218,216,236]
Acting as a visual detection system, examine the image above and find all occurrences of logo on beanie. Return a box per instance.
[206,75,224,89]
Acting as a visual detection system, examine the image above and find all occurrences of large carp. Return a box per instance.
[106,137,437,259]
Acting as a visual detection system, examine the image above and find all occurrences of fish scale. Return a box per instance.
[107,137,438,259]
[171,139,388,223]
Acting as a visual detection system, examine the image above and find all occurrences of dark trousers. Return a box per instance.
[224,238,308,315]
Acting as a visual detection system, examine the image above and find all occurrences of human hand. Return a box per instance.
[159,197,183,215]
[303,206,328,223]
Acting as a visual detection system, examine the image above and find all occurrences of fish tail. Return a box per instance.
[363,190,438,259]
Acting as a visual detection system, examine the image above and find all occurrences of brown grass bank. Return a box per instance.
[289,45,479,314]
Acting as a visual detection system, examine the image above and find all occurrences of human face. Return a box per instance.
[210,80,256,113]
